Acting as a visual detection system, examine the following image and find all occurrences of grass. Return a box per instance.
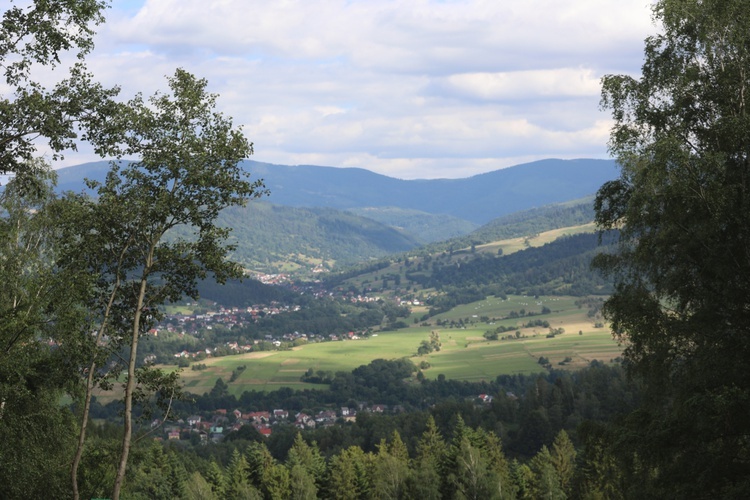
[142,294,622,398]
[475,223,597,257]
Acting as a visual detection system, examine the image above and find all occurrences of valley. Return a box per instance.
[161,294,620,398]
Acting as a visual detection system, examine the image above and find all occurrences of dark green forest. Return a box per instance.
[419,199,596,255]
[216,203,421,270]
[78,359,637,499]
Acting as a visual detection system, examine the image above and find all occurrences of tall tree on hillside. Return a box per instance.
[595,0,750,495]
[59,68,265,500]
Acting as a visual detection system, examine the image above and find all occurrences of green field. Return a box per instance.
[158,295,622,397]
[474,223,597,257]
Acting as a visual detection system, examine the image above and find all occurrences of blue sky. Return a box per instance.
[53,0,655,179]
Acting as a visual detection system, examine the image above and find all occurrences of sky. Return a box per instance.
[51,0,656,179]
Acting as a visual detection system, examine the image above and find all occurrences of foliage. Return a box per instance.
[0,0,119,176]
[0,164,90,498]
[594,0,750,495]
[55,68,264,499]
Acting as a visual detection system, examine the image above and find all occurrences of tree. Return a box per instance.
[185,471,218,500]
[0,163,90,498]
[204,459,226,498]
[529,446,565,500]
[371,433,411,499]
[59,68,265,500]
[550,430,576,495]
[327,446,373,500]
[452,437,498,500]
[595,0,750,495]
[405,415,445,500]
[286,433,327,490]
[226,448,258,499]
[288,465,318,500]
[1,0,119,176]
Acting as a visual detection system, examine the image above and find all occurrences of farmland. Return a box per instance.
[164,294,622,397]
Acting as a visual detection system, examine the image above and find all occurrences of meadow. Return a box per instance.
[169,294,622,397]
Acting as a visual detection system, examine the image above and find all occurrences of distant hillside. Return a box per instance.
[471,197,595,241]
[53,158,616,273]
[247,158,616,224]
[415,232,613,293]
[214,202,420,272]
[54,158,618,225]
[196,277,298,308]
[417,197,597,255]
[344,206,479,244]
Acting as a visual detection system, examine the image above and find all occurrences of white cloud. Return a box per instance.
[443,68,601,101]
[42,0,656,178]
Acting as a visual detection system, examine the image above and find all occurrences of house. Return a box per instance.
[167,431,180,440]
[341,407,356,422]
[273,409,289,420]
[258,427,272,438]
[187,415,202,426]
[315,410,337,426]
[247,411,271,423]
[294,412,315,429]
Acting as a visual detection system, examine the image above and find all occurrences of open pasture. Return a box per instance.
[468,223,596,257]
[177,328,429,396]
[169,294,621,396]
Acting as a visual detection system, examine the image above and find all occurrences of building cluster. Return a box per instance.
[154,302,301,339]
[157,403,409,444]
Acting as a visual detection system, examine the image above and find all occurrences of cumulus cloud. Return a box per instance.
[49,0,655,178]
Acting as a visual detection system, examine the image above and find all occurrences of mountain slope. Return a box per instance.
[215,202,420,271]
[54,158,618,225]
[246,158,616,224]
[344,206,479,243]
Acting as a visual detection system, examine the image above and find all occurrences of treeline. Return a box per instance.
[90,359,638,460]
[409,233,615,317]
[137,297,411,365]
[232,298,411,339]
[469,199,595,244]
[115,419,581,499]
[416,199,595,256]
[79,359,639,499]
[195,277,298,309]
[416,233,613,291]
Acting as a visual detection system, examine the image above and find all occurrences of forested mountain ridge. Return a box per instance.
[415,197,595,256]
[54,157,618,225]
[54,159,612,274]
[213,202,422,270]
[344,206,479,243]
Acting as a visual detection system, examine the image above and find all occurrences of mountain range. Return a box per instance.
[53,158,619,272]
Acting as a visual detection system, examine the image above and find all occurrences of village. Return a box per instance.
[144,271,416,364]
[158,403,388,443]
[150,298,378,363]
[156,395,495,444]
